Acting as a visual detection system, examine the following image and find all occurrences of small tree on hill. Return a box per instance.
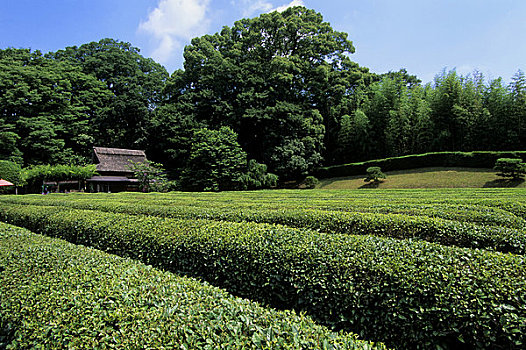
[494,158,526,179]
[364,166,386,183]
[303,176,319,189]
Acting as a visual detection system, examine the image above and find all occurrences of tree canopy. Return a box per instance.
[179,127,248,191]
[49,39,169,150]
[0,6,525,187]
[0,48,111,165]
[161,6,374,179]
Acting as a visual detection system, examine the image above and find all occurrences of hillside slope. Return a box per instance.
[318,167,526,189]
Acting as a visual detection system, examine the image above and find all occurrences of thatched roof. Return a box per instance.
[93,147,147,173]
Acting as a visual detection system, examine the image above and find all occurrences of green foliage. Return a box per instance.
[0,48,112,166]
[509,70,526,148]
[0,160,23,186]
[146,104,205,172]
[4,189,526,254]
[0,128,22,164]
[337,110,370,163]
[0,222,382,349]
[494,158,526,179]
[1,11,526,182]
[384,84,433,156]
[303,176,319,189]
[164,6,372,179]
[21,164,97,192]
[239,159,278,190]
[179,127,248,191]
[127,159,168,192]
[364,167,386,183]
[1,201,525,349]
[317,151,526,178]
[49,39,169,150]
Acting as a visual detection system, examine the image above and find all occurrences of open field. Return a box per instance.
[318,167,526,189]
[1,188,526,349]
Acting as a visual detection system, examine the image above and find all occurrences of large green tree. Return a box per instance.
[509,70,526,148]
[385,84,433,156]
[162,6,372,179]
[484,77,513,149]
[360,76,403,159]
[49,39,169,150]
[337,109,370,162]
[179,127,248,191]
[0,48,111,165]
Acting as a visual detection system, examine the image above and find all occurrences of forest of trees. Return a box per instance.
[1,6,525,187]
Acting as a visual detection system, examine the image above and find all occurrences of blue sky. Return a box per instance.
[1,0,525,83]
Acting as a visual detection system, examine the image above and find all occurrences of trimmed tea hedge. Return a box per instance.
[1,204,525,349]
[3,188,526,219]
[2,196,524,254]
[315,151,526,178]
[4,188,526,222]
[0,222,381,349]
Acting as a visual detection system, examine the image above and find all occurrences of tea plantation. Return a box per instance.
[1,189,525,349]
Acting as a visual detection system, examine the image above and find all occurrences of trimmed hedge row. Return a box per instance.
[1,204,525,349]
[5,188,526,219]
[315,151,526,178]
[342,204,526,229]
[2,196,524,254]
[3,194,525,229]
[0,222,381,349]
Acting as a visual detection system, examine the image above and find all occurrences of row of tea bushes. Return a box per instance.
[2,196,524,254]
[334,203,525,229]
[4,188,526,224]
[1,204,525,349]
[3,189,526,227]
[0,222,382,349]
[4,194,525,229]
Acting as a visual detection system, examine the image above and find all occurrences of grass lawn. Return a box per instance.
[318,167,526,189]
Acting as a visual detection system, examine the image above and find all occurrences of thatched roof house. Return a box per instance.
[92,147,147,175]
[87,147,148,192]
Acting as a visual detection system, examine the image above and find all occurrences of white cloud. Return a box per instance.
[272,0,304,13]
[234,0,305,18]
[234,0,273,17]
[139,0,211,64]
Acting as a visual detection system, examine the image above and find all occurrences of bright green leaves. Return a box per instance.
[49,38,169,152]
[0,160,23,187]
[180,127,248,191]
[164,6,365,180]
[0,222,382,349]
[1,198,526,349]
[127,160,169,192]
[0,49,112,166]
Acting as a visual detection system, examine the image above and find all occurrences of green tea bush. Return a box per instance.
[3,190,526,227]
[2,196,524,254]
[0,222,382,349]
[1,205,525,349]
